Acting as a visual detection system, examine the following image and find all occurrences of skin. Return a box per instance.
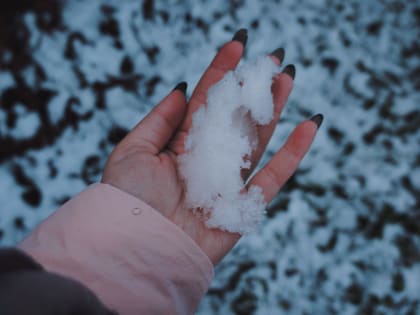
[102,39,319,265]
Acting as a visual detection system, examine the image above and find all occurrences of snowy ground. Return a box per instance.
[0,0,419,314]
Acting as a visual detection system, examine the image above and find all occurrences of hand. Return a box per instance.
[102,30,321,265]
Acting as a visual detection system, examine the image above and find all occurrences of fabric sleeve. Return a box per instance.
[19,183,214,315]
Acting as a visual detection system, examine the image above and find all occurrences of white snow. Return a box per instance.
[7,105,40,139]
[179,56,279,234]
[1,1,419,314]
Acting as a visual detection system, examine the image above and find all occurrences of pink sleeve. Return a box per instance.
[18,183,214,315]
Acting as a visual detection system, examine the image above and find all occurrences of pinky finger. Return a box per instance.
[247,114,323,203]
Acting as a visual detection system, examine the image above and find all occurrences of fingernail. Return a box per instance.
[270,47,285,63]
[173,81,187,95]
[310,114,324,129]
[232,28,248,47]
[282,64,295,79]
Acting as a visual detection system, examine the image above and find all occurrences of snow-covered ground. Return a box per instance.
[0,1,419,314]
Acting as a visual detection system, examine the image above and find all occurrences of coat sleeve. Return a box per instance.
[0,248,115,315]
[19,183,214,315]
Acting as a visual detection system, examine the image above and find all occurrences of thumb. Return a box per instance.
[126,82,188,154]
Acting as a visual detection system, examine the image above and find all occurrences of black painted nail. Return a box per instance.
[232,28,248,47]
[173,81,187,95]
[310,114,324,129]
[270,47,285,63]
[282,64,295,79]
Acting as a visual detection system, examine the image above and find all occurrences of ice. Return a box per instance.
[179,56,279,234]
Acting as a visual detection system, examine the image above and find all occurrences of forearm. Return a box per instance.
[19,183,214,315]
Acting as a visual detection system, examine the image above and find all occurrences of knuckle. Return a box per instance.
[283,146,301,166]
[264,164,282,187]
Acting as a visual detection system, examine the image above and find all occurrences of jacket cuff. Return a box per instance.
[19,183,214,315]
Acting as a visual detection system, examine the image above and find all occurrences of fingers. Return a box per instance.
[241,58,296,180]
[258,65,295,149]
[125,83,188,154]
[178,30,246,135]
[247,116,323,203]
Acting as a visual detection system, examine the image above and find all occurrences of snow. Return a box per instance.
[5,105,40,139]
[180,57,278,234]
[0,0,419,314]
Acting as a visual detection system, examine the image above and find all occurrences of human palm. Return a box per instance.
[102,145,237,265]
[102,31,321,265]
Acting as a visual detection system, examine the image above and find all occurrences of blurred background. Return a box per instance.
[0,0,419,314]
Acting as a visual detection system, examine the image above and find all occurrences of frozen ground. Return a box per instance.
[0,0,419,314]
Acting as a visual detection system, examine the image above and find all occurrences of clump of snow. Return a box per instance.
[179,56,279,234]
[7,104,41,139]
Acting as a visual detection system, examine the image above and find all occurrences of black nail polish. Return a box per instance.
[232,28,248,47]
[270,47,285,63]
[173,82,187,94]
[282,64,295,79]
[310,114,324,129]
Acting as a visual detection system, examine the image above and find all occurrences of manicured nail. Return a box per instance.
[232,28,248,47]
[173,81,187,94]
[270,47,285,63]
[282,64,295,79]
[310,114,324,129]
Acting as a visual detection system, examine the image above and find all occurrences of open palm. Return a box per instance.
[102,30,321,265]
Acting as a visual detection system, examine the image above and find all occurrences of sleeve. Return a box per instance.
[0,248,115,315]
[18,183,214,315]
